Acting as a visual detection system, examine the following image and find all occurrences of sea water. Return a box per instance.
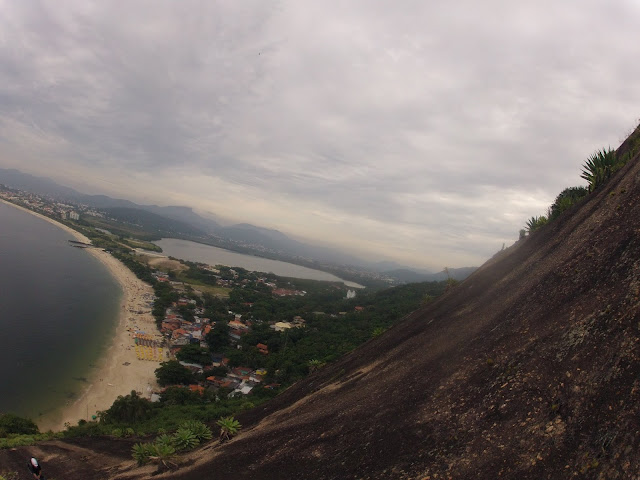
[0,202,121,424]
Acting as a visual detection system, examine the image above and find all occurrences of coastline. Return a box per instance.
[0,199,163,431]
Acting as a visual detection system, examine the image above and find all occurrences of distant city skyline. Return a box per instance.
[1,1,640,270]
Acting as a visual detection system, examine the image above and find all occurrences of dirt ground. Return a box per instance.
[142,256,188,272]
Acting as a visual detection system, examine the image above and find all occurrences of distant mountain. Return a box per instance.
[215,223,371,266]
[220,223,295,248]
[102,207,207,237]
[369,260,416,272]
[383,266,477,284]
[0,168,81,199]
[0,168,221,233]
[142,205,221,234]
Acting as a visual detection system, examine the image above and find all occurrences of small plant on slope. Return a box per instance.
[172,427,200,451]
[217,416,241,442]
[132,442,153,466]
[155,434,175,449]
[308,359,325,372]
[371,327,386,338]
[180,420,212,442]
[148,442,177,469]
[525,215,548,233]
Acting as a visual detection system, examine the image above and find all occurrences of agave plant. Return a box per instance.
[580,148,617,191]
[172,427,200,451]
[525,215,548,234]
[180,420,212,442]
[217,416,241,442]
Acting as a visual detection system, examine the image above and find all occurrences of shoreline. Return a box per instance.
[0,199,163,431]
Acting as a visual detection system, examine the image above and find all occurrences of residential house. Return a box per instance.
[179,361,204,374]
[271,321,294,332]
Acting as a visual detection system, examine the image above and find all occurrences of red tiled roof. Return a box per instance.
[189,385,205,394]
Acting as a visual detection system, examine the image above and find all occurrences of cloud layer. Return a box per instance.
[1,0,640,269]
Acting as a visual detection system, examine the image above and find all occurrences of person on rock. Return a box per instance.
[27,457,45,479]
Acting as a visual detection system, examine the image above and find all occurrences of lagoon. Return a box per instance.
[153,238,363,288]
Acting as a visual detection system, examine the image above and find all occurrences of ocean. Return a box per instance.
[0,202,121,424]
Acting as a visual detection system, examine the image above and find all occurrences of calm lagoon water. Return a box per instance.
[0,202,121,422]
[154,238,364,288]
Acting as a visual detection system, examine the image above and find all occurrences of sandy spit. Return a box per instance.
[1,199,164,431]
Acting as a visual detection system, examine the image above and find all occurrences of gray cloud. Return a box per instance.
[1,0,640,269]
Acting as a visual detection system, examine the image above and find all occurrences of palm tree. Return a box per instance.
[217,416,241,442]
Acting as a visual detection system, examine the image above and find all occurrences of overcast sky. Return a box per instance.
[1,1,639,270]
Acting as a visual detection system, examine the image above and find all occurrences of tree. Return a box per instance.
[155,360,195,387]
[205,322,230,352]
[176,344,211,365]
[0,413,39,436]
[203,365,229,378]
[549,186,588,220]
[101,390,153,424]
[159,386,205,405]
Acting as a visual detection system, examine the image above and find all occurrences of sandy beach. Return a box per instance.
[1,199,164,431]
